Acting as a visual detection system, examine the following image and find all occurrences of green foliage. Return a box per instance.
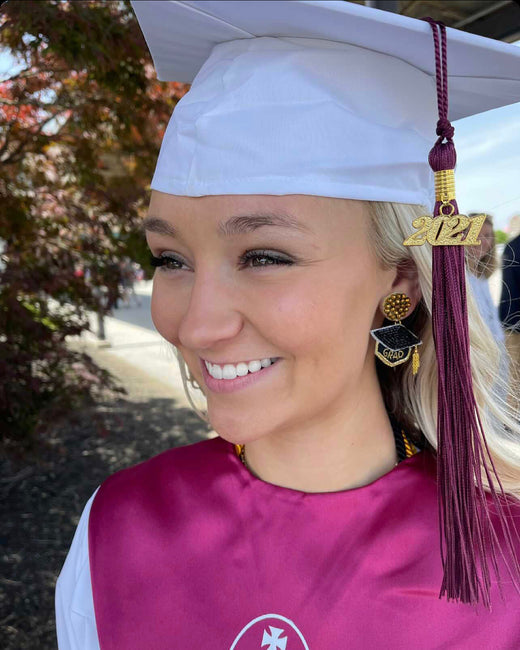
[0,0,188,451]
[494,229,509,245]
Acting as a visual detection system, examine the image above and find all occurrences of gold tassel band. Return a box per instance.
[434,169,456,203]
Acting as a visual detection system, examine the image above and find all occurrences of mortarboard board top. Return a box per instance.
[132,0,520,121]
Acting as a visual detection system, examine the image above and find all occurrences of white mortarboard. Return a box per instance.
[131,0,520,207]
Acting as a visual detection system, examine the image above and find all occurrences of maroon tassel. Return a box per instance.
[424,18,519,606]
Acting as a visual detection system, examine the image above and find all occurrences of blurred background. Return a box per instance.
[1,1,519,647]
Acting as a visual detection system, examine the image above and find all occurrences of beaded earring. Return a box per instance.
[370,292,421,375]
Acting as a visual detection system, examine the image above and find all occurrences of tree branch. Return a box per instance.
[0,138,26,165]
[0,97,42,107]
[0,110,71,165]
[2,67,71,84]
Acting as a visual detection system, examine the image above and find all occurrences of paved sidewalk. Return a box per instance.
[68,281,206,410]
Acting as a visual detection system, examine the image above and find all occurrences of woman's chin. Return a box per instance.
[207,408,275,446]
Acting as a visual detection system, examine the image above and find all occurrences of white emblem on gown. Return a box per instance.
[262,625,288,649]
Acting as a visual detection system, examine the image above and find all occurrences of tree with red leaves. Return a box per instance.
[0,0,188,450]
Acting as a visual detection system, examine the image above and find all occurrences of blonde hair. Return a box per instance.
[175,200,520,498]
[366,201,520,498]
[466,214,497,279]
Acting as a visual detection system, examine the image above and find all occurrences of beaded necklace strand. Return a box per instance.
[234,426,419,473]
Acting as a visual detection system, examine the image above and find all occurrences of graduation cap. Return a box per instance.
[131,0,520,606]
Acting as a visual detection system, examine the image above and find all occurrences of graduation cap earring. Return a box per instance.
[370,292,421,375]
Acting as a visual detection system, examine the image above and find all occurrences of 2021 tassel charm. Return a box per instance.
[402,170,486,247]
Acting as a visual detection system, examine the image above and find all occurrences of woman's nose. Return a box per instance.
[177,272,243,351]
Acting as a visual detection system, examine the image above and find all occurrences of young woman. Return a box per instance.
[465,214,508,393]
[56,2,520,648]
[466,215,501,336]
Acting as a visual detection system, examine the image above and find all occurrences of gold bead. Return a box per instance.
[383,292,410,322]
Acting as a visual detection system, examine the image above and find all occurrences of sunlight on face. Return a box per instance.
[146,192,397,444]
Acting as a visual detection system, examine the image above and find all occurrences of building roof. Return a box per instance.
[354,0,520,43]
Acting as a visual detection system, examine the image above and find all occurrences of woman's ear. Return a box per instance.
[382,259,422,316]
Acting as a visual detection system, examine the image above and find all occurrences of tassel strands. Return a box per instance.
[412,346,420,375]
[423,17,519,607]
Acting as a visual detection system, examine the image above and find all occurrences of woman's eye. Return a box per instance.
[150,253,188,272]
[239,250,294,268]
[150,250,294,272]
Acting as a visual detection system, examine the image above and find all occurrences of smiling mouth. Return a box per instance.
[203,357,279,380]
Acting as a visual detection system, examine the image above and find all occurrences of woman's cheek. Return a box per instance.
[272,270,346,332]
[150,278,185,345]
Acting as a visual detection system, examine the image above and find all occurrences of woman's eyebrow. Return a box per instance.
[218,212,312,236]
[143,212,312,238]
[142,216,177,237]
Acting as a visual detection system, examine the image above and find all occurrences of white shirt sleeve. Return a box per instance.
[55,490,100,650]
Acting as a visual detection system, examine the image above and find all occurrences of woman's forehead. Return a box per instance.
[147,191,366,234]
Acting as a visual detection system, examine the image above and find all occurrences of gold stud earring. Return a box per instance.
[382,292,411,322]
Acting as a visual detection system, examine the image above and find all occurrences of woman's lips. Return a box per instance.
[200,358,281,394]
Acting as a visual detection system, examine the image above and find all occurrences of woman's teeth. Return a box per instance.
[204,358,277,380]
